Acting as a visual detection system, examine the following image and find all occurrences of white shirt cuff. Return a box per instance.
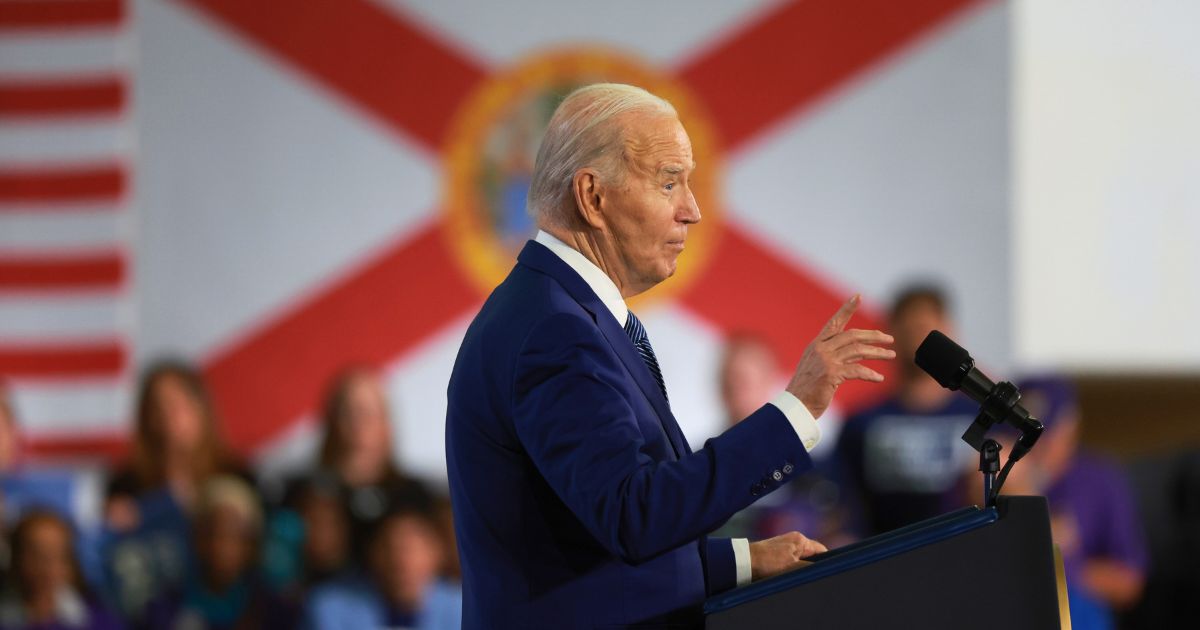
[732,537,752,586]
[768,391,821,452]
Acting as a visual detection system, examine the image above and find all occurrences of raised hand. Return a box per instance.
[786,294,895,419]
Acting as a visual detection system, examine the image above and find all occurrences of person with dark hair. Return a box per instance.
[140,476,294,630]
[101,360,249,620]
[303,494,461,630]
[833,283,981,536]
[260,473,352,598]
[0,510,122,630]
[313,367,432,553]
[0,384,105,589]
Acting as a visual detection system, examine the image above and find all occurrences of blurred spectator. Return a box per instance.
[0,385,18,474]
[101,361,247,620]
[314,368,432,553]
[141,476,293,630]
[0,384,104,589]
[260,473,351,595]
[833,284,978,536]
[304,496,461,630]
[718,333,780,425]
[1014,375,1148,629]
[0,382,78,525]
[108,361,245,517]
[0,510,121,630]
[712,335,847,544]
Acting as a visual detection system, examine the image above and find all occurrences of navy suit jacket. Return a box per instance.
[446,240,813,629]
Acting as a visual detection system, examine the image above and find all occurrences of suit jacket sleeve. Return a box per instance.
[703,537,738,595]
[512,311,813,566]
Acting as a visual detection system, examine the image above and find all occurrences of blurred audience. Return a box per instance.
[833,284,979,536]
[713,335,847,545]
[0,359,466,629]
[314,368,432,546]
[261,473,351,597]
[107,361,246,518]
[719,334,780,425]
[1007,376,1147,629]
[0,385,18,475]
[0,510,121,630]
[141,476,294,630]
[0,384,104,589]
[101,361,248,619]
[303,496,461,630]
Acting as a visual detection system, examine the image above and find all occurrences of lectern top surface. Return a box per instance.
[703,505,999,614]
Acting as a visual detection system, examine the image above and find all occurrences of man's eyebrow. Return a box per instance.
[660,162,697,175]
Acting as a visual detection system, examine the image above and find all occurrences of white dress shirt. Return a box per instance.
[534,230,821,587]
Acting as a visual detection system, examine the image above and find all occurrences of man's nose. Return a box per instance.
[679,190,701,224]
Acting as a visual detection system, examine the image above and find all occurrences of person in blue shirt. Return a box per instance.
[101,361,250,620]
[304,495,461,630]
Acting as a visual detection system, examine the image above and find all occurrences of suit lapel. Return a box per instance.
[593,311,690,458]
[518,241,690,459]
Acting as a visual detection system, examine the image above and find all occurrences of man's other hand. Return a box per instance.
[786,294,895,419]
[749,531,828,581]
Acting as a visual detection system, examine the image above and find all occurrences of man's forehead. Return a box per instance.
[622,114,693,164]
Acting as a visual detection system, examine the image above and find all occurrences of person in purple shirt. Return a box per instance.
[1014,375,1148,628]
[0,510,123,630]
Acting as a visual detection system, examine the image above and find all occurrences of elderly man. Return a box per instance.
[446,83,894,628]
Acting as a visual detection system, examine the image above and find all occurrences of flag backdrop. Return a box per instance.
[0,0,1010,482]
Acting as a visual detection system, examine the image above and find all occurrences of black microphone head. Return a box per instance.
[915,330,973,390]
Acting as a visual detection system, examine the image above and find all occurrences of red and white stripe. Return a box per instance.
[1,0,135,461]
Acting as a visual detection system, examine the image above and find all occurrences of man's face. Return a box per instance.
[890,299,951,376]
[599,113,701,296]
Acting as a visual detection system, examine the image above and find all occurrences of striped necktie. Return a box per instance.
[623,310,668,401]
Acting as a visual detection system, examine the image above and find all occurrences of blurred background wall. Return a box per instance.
[0,0,1196,483]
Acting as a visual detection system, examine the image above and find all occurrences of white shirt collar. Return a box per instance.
[534,230,628,326]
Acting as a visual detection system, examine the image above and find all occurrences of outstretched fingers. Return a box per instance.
[835,342,897,363]
[842,363,886,383]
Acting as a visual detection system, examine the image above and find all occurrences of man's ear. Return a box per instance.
[571,168,606,230]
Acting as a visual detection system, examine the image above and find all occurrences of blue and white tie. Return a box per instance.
[623,310,668,401]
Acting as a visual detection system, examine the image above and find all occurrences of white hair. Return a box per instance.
[527,83,677,228]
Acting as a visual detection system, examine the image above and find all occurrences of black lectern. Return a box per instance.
[704,496,1065,629]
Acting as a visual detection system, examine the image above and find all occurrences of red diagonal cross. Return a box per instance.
[175,0,983,453]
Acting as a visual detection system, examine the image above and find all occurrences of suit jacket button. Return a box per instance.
[782,463,794,474]
[750,484,761,496]
[772,470,783,481]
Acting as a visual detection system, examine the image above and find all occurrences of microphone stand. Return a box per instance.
[978,439,1001,508]
[959,380,1045,505]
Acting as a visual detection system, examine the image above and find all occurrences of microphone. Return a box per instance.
[914,330,1043,460]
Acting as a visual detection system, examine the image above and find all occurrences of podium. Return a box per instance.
[704,496,1067,629]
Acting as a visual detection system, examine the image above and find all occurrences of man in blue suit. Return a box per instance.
[447,83,895,628]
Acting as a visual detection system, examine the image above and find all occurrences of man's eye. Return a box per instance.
[664,183,675,191]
